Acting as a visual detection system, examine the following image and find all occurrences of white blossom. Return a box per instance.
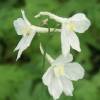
[35,12,91,56]
[40,44,85,100]
[13,10,60,60]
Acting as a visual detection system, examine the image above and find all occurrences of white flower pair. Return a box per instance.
[13,10,91,100]
[14,11,90,60]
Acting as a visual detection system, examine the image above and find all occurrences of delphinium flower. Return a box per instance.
[13,10,60,60]
[40,44,84,100]
[35,12,91,56]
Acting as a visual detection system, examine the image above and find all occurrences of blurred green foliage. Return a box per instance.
[0,0,100,100]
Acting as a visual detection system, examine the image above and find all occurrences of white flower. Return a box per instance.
[14,10,60,60]
[40,44,85,100]
[35,12,91,56]
[13,10,36,60]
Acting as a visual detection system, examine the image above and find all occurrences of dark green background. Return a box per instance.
[0,0,100,100]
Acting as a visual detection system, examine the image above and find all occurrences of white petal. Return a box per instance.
[42,67,54,86]
[42,67,63,100]
[14,36,26,51]
[48,76,62,99]
[61,24,70,56]
[53,53,73,65]
[64,62,85,81]
[70,13,91,33]
[13,18,28,35]
[21,10,31,26]
[61,24,81,53]
[15,30,36,60]
[60,76,74,96]
[69,32,81,52]
[16,49,23,61]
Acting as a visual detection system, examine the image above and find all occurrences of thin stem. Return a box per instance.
[41,26,56,74]
[41,27,51,74]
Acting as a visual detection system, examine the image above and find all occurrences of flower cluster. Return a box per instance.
[13,10,91,100]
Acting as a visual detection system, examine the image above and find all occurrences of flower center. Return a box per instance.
[54,65,65,77]
[21,25,32,36]
[66,22,75,31]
